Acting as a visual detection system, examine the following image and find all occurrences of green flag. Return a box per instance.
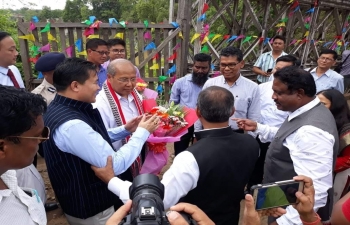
[144,20,149,28]
[201,45,209,53]
[208,33,215,39]
[280,18,288,23]
[81,20,92,25]
[304,23,310,29]
[242,36,252,44]
[158,76,168,82]
[30,45,40,56]
[40,22,51,33]
[120,21,126,28]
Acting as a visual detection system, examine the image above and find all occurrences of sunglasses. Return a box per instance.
[7,126,50,143]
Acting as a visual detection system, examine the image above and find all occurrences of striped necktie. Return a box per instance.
[7,69,20,88]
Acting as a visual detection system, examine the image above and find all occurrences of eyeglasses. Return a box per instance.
[91,50,110,56]
[7,126,50,143]
[219,62,241,69]
[117,78,137,83]
[319,57,334,62]
[111,49,125,54]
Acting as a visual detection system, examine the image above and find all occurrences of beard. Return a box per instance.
[192,72,209,86]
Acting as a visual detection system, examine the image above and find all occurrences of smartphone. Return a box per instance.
[251,180,304,210]
[267,69,273,73]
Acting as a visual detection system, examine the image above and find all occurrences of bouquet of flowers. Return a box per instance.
[140,99,198,175]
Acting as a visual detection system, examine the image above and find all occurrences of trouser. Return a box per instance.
[65,206,114,225]
[174,125,194,156]
[247,137,270,191]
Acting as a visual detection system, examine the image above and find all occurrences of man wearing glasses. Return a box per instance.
[194,46,260,135]
[94,59,147,182]
[0,85,48,225]
[102,38,141,78]
[305,49,344,93]
[86,38,109,88]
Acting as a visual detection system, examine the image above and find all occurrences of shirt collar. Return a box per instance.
[42,79,55,88]
[0,66,9,76]
[222,74,242,86]
[115,92,134,103]
[267,51,287,57]
[311,67,332,77]
[288,97,320,121]
[0,170,18,200]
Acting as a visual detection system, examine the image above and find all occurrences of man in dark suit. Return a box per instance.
[92,86,260,225]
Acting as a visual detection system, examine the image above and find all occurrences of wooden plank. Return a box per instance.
[102,28,109,40]
[209,0,232,29]
[17,18,32,90]
[19,22,175,29]
[242,0,263,31]
[137,29,145,76]
[67,28,76,58]
[41,31,49,53]
[49,28,58,51]
[219,0,240,30]
[139,28,181,68]
[128,29,136,64]
[301,7,320,65]
[155,29,162,77]
[59,28,67,56]
[163,29,170,78]
[333,8,343,35]
[76,27,84,59]
[194,0,205,55]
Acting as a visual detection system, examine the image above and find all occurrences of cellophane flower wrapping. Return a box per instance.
[140,100,198,175]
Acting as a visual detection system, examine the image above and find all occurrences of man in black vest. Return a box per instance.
[43,58,159,225]
[235,66,339,225]
[92,86,260,225]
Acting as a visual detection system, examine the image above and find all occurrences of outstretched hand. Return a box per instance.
[138,114,160,133]
[124,115,143,133]
[232,118,258,131]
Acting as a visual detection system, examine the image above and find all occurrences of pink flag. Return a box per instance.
[304,16,311,23]
[143,88,158,99]
[235,34,245,41]
[289,39,297,46]
[173,43,181,50]
[65,46,73,57]
[144,31,152,40]
[170,75,177,84]
[288,12,294,18]
[39,43,50,52]
[29,22,36,31]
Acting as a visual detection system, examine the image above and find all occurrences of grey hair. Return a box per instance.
[107,58,134,77]
[197,86,234,123]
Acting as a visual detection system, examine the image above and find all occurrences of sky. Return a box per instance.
[3,0,66,10]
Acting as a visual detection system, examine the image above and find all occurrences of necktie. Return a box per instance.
[7,69,20,88]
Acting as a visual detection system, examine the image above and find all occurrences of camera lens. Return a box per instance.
[129,174,165,200]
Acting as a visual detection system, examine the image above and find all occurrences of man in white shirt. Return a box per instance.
[235,66,339,225]
[92,86,260,225]
[94,59,146,180]
[0,32,24,88]
[247,55,300,192]
[0,85,47,225]
[305,49,344,93]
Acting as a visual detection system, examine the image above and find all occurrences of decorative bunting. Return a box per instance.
[304,16,311,23]
[211,64,215,70]
[144,31,152,40]
[235,34,245,41]
[152,53,160,60]
[30,55,40,63]
[304,24,310,29]
[159,76,168,82]
[29,22,36,31]
[290,1,299,9]
[75,39,82,52]
[90,21,102,29]
[166,65,176,75]
[39,43,50,52]
[211,34,222,42]
[157,84,163,93]
[208,33,215,39]
[47,32,57,42]
[170,22,179,28]
[304,31,309,37]
[40,22,51,33]
[280,18,288,23]
[150,63,159,70]
[18,34,35,42]
[65,46,73,57]
[32,16,39,23]
[264,38,270,45]
[197,14,206,22]
[38,72,43,79]
[323,41,332,47]
[88,34,100,39]
[201,36,209,44]
[109,18,118,26]
[170,75,176,84]
[168,53,177,60]
[179,31,183,39]
[83,28,94,37]
[191,33,201,43]
[89,16,96,23]
[173,43,181,50]
[227,35,237,42]
[289,39,297,46]
[306,8,315,13]
[201,45,209,53]
[223,34,230,40]
[242,36,252,44]
[293,6,300,12]
[288,0,294,4]
[119,21,127,28]
[275,22,286,27]
[145,42,156,50]
[144,20,149,28]
[212,71,220,78]
[77,50,87,56]
[114,33,124,39]
[202,3,209,14]
[82,20,92,26]
[30,46,40,56]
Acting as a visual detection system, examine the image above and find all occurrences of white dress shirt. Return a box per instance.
[0,65,25,88]
[107,150,199,210]
[16,164,46,204]
[255,97,335,225]
[258,81,289,130]
[306,67,344,93]
[0,170,46,225]
[93,89,142,150]
[194,75,260,131]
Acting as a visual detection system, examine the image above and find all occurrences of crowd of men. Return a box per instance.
[1,29,350,225]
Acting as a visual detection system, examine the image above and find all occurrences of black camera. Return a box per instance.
[119,174,197,225]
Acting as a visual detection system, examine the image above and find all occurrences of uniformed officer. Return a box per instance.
[32,52,65,105]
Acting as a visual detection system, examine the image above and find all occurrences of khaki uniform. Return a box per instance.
[31,79,56,105]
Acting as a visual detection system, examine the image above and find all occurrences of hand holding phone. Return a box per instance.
[251,180,304,210]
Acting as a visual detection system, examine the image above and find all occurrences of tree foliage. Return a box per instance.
[63,0,85,22]
[88,0,122,22]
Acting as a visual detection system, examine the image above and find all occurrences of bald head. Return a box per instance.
[107,59,136,77]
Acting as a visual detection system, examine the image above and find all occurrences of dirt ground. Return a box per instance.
[38,144,267,225]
